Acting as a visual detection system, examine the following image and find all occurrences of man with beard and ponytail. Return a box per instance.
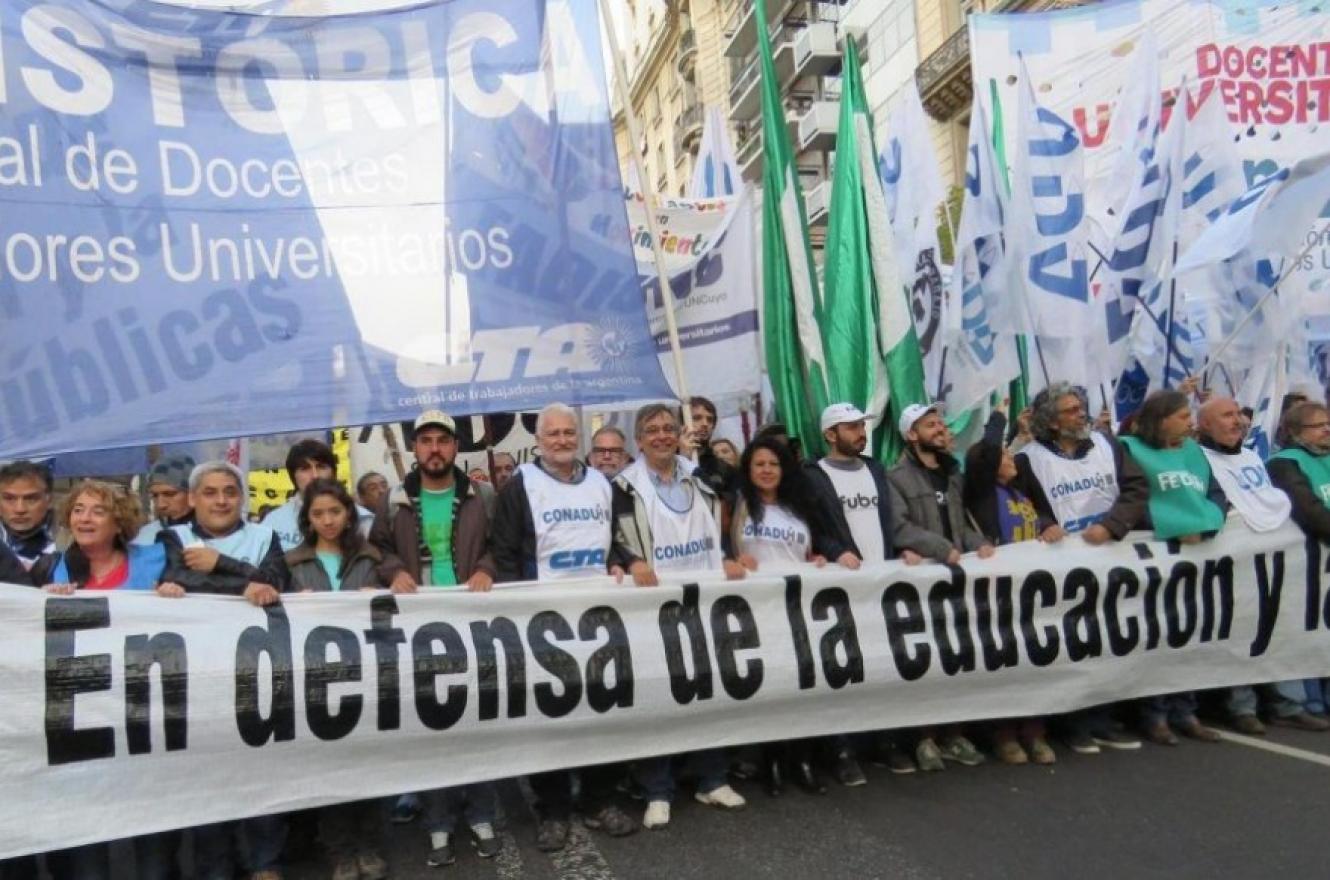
[1013,383,1146,755]
[1197,397,1327,734]
[369,410,501,870]
[491,403,641,851]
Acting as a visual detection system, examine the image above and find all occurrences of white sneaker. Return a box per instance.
[694,784,746,810]
[643,799,671,829]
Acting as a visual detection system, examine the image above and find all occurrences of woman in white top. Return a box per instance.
[726,436,827,572]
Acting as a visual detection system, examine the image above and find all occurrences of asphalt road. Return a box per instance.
[296,724,1330,880]
[77,716,1330,880]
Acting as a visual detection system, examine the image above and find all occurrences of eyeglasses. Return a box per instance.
[641,424,679,437]
[1303,421,1330,430]
[541,429,578,439]
[591,447,626,457]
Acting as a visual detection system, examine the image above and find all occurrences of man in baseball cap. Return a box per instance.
[414,409,457,436]
[897,403,942,438]
[133,454,197,545]
[820,402,868,434]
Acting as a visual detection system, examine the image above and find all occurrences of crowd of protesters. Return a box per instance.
[2,386,1329,880]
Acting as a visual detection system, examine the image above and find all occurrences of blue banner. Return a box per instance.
[0,0,670,459]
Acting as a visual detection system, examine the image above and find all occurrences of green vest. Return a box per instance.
[1120,436,1225,540]
[1271,447,1330,509]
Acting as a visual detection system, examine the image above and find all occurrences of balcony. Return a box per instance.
[916,25,971,122]
[792,21,840,81]
[677,27,698,80]
[805,179,831,227]
[724,0,790,59]
[675,102,705,155]
[735,112,799,182]
[796,100,837,152]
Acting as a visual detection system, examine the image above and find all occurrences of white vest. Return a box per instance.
[739,503,810,569]
[1202,446,1291,532]
[520,462,614,580]
[1023,434,1120,533]
[818,459,885,562]
[620,457,723,574]
[169,522,276,566]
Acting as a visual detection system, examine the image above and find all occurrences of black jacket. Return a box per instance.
[0,542,30,587]
[1267,444,1330,542]
[802,457,896,562]
[695,449,739,497]
[964,412,1055,544]
[157,521,288,595]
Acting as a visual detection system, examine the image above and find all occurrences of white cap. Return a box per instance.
[820,402,868,433]
[413,409,457,435]
[898,403,941,437]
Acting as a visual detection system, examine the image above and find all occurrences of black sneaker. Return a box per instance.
[1092,728,1143,750]
[535,818,569,853]
[426,839,455,868]
[1065,731,1101,755]
[470,822,501,858]
[583,805,638,837]
[833,751,868,787]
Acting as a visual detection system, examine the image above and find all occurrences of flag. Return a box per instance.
[821,38,926,465]
[1004,55,1095,342]
[1175,151,1330,274]
[941,89,1021,415]
[756,0,829,454]
[879,83,948,398]
[988,79,1030,415]
[690,107,742,198]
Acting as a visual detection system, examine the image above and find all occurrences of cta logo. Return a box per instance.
[550,548,607,570]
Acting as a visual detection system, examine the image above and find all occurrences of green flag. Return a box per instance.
[822,39,926,466]
[990,77,1029,416]
[756,0,828,456]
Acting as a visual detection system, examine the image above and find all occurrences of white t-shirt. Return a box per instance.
[818,458,884,562]
[1022,434,1120,533]
[520,462,614,580]
[739,503,811,568]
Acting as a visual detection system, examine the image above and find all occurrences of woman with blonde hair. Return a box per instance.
[32,480,164,592]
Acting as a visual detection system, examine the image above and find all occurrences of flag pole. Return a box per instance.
[1161,240,1179,387]
[1202,236,1320,377]
[597,0,694,430]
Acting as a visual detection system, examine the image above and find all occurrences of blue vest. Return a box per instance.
[169,522,277,566]
[53,543,167,590]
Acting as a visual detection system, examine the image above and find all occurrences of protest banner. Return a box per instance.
[3,519,1329,858]
[0,0,671,461]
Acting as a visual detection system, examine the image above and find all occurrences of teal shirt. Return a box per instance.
[1270,447,1330,508]
[316,551,343,592]
[1120,436,1225,540]
[420,487,457,587]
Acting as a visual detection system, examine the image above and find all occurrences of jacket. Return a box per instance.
[963,411,1056,544]
[32,542,167,590]
[887,451,988,559]
[695,448,739,497]
[1012,432,1149,539]
[491,459,631,582]
[370,467,497,585]
[285,542,384,592]
[801,457,897,561]
[0,542,32,586]
[0,519,58,569]
[157,521,288,595]
[1267,443,1330,542]
[611,458,724,566]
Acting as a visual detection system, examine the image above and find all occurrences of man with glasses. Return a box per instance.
[588,425,631,478]
[0,461,57,569]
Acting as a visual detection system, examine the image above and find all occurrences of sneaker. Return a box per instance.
[426,832,455,867]
[1231,714,1266,735]
[695,784,746,810]
[1270,711,1330,732]
[1178,718,1222,743]
[535,819,569,853]
[1028,738,1057,765]
[1145,721,1179,747]
[1092,728,1143,750]
[643,799,671,830]
[331,860,359,880]
[994,739,1028,765]
[1064,731,1100,755]
[357,852,389,880]
[391,797,420,824]
[471,822,502,858]
[915,738,945,772]
[583,805,638,837]
[940,735,985,767]
[833,750,868,787]
[883,744,917,774]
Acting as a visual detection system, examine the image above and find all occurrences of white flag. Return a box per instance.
[690,107,742,198]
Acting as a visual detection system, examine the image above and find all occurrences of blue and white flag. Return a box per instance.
[0,0,671,459]
[940,92,1020,414]
[690,107,742,198]
[1176,152,1330,274]
[1004,56,1095,341]
[880,82,949,398]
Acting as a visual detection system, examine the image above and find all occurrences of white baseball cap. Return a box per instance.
[820,402,868,433]
[898,403,941,437]
[413,409,457,435]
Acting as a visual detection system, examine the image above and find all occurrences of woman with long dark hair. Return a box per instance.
[728,436,827,571]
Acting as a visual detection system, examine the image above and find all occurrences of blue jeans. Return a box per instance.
[1275,678,1329,715]
[637,749,729,802]
[423,783,498,834]
[193,814,287,879]
[1144,692,1199,727]
[1227,684,1302,719]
